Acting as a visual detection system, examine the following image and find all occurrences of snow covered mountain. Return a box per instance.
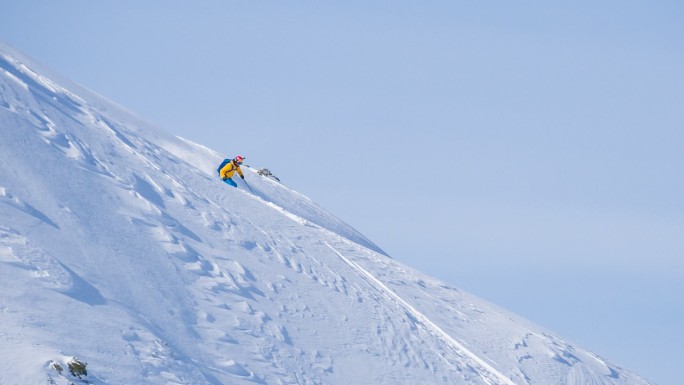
[0,41,655,385]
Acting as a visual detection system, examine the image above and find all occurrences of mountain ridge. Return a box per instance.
[0,41,655,385]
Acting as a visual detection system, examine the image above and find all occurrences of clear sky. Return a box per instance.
[2,2,682,384]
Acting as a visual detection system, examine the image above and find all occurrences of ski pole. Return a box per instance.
[243,179,255,194]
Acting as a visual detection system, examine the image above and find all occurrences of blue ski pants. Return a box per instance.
[222,178,238,188]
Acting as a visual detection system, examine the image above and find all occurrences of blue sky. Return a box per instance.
[2,2,683,384]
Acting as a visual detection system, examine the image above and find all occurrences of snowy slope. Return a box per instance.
[0,41,655,385]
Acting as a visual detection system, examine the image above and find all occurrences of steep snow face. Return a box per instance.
[0,42,655,385]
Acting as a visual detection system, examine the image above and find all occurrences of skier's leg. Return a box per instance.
[223,178,238,188]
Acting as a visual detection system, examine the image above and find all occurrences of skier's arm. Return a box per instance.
[237,166,245,179]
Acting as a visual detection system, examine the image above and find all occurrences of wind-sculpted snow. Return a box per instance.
[0,41,656,385]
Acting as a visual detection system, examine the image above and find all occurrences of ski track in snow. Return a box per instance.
[326,242,517,385]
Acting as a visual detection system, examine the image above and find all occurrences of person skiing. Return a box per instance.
[218,155,245,188]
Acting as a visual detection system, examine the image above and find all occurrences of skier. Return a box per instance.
[218,155,245,188]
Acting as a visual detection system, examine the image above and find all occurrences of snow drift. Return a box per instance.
[0,41,655,385]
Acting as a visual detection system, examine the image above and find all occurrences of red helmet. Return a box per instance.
[234,155,245,164]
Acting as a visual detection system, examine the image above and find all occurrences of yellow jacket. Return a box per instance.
[219,160,244,180]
